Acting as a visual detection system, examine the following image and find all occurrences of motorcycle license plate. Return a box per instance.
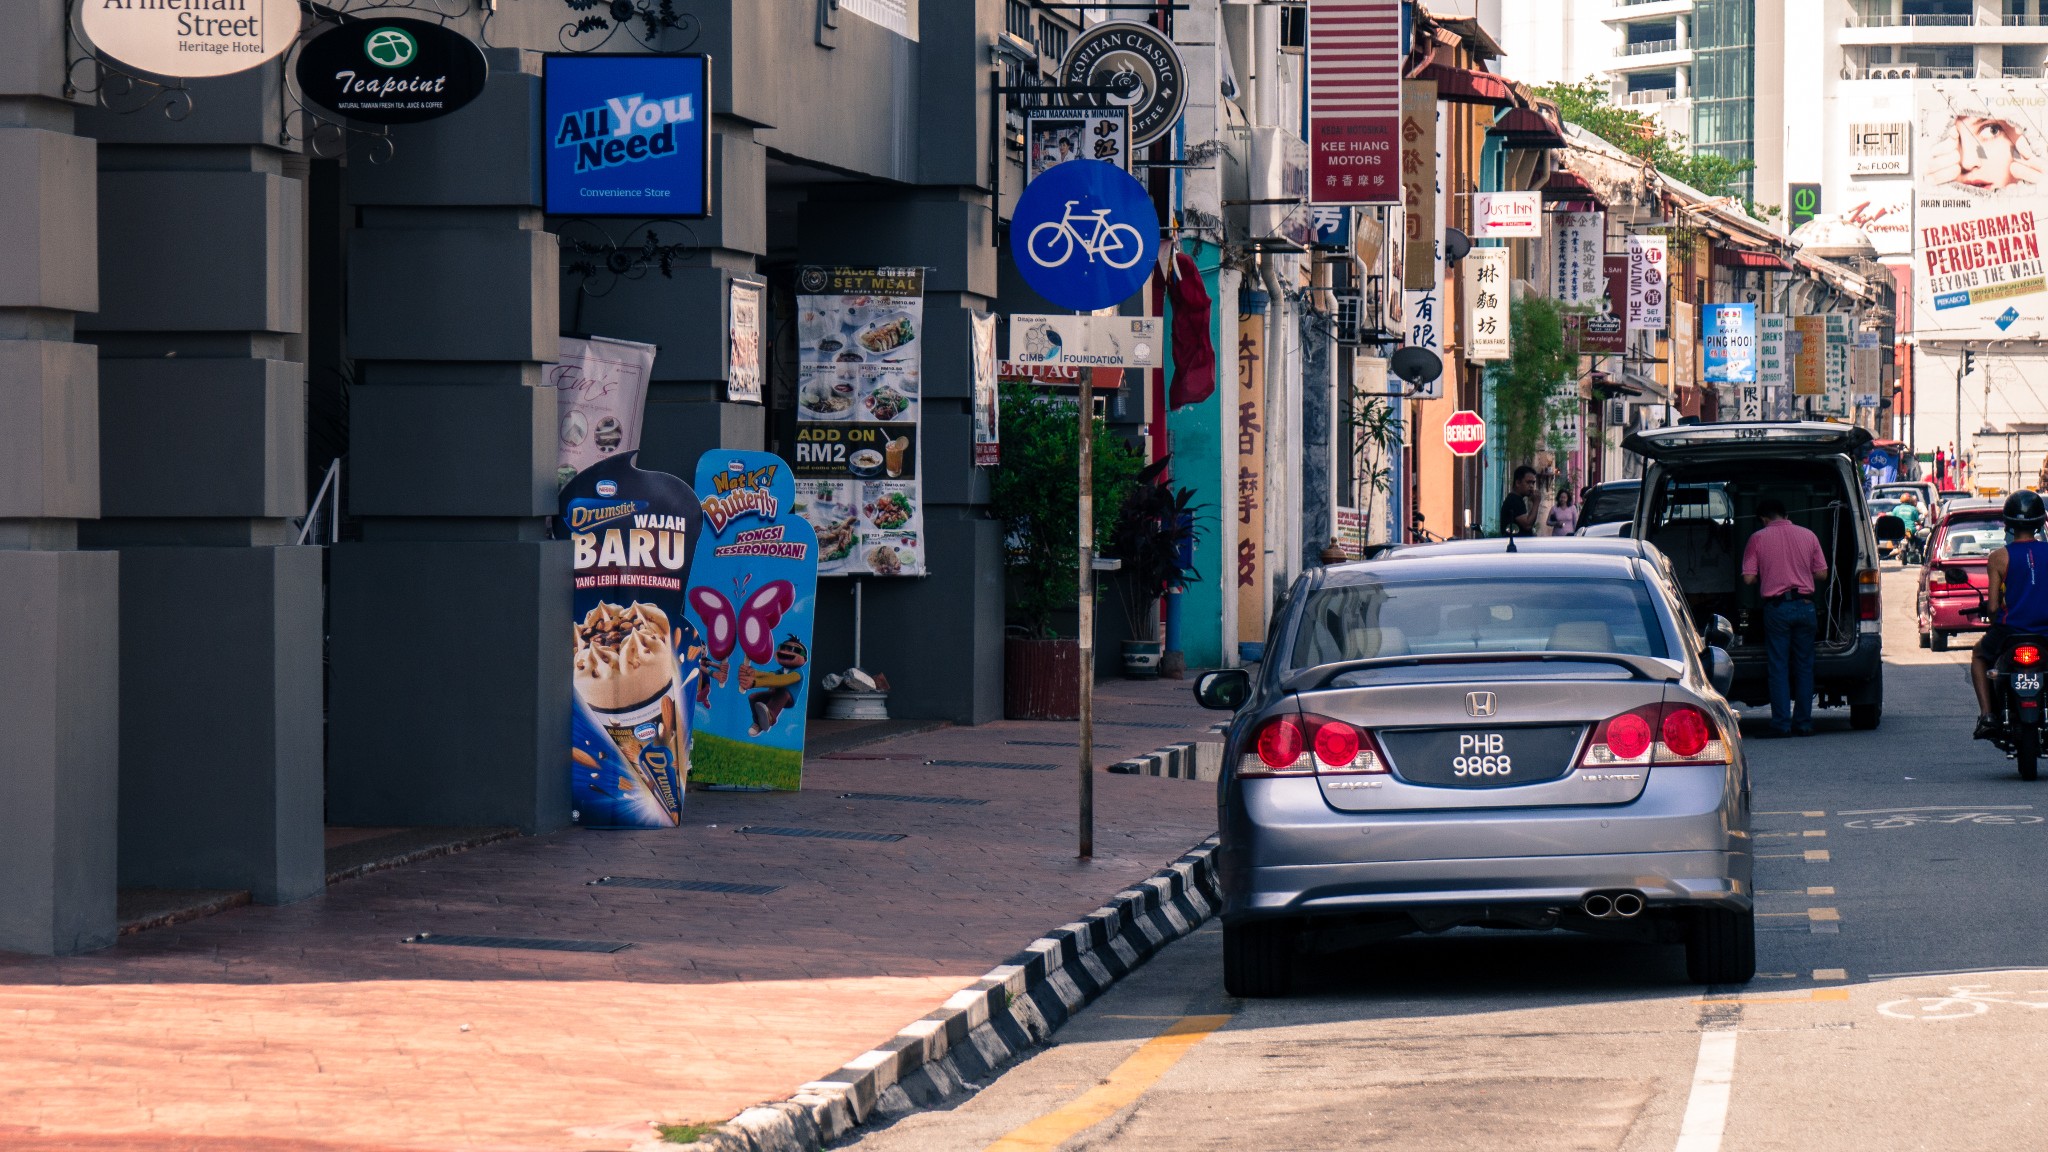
[2017,673,2042,693]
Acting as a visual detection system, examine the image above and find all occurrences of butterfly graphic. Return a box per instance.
[688,579,797,703]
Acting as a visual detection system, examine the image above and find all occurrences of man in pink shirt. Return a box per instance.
[1742,497,1831,736]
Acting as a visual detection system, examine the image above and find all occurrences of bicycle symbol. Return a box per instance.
[1843,811,2044,829]
[1878,984,2048,1020]
[1025,200,1146,271]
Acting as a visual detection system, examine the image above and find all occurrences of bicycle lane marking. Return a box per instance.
[1672,1029,1740,1152]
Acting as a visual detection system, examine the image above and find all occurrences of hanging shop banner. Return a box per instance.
[1464,247,1510,361]
[684,451,819,792]
[1401,288,1444,400]
[1824,313,1853,416]
[1627,235,1668,334]
[543,54,711,218]
[1669,299,1696,391]
[1473,192,1542,239]
[1309,206,1353,252]
[1851,122,1912,177]
[1057,22,1186,148]
[1702,303,1756,385]
[1400,80,1439,289]
[1755,313,1787,418]
[790,266,925,577]
[563,454,703,829]
[1008,314,1163,369]
[84,0,299,79]
[727,278,765,404]
[1027,107,1130,179]
[1011,159,1159,312]
[1306,0,1402,205]
[550,335,657,487]
[1549,212,1604,305]
[1913,80,2048,339]
[1793,315,1826,397]
[294,19,488,125]
[971,311,1000,467]
[1235,314,1266,644]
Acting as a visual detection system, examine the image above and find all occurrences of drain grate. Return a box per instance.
[927,759,1059,771]
[840,791,989,807]
[1095,720,1192,729]
[588,876,783,895]
[737,825,906,842]
[1006,739,1078,747]
[403,933,630,953]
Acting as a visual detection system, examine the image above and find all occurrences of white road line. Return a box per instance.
[1673,1029,1739,1152]
[1835,805,2035,816]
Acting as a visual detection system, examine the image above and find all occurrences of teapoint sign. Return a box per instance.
[543,54,712,217]
[85,0,302,78]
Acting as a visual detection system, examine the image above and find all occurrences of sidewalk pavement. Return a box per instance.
[0,678,1223,1152]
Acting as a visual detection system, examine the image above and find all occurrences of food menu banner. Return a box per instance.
[789,266,925,577]
[686,451,819,792]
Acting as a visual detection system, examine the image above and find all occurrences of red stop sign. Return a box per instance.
[1444,410,1488,457]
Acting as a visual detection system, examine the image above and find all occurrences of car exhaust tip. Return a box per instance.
[1612,891,1645,918]
[1581,893,1614,918]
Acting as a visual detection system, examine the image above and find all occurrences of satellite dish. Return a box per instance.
[1390,346,1443,387]
[1443,227,1472,265]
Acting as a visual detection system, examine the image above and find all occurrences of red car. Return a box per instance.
[1918,499,2007,651]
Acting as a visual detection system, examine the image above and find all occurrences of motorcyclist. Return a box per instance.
[1895,492,1926,563]
[1972,490,2048,739]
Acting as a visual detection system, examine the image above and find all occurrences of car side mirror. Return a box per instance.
[1194,668,1252,711]
[1704,614,1735,650]
[1708,647,1735,696]
[1874,514,1907,543]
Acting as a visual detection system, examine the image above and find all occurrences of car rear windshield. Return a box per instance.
[1582,486,1638,525]
[1942,519,2004,559]
[1291,578,1670,667]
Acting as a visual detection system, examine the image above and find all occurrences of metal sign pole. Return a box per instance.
[1077,367,1095,860]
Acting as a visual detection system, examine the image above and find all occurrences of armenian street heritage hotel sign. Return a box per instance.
[85,0,302,78]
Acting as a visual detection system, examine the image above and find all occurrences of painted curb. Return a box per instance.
[1106,740,1224,781]
[681,835,1222,1152]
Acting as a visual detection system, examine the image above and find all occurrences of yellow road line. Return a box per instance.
[1813,968,1848,981]
[983,1014,1232,1151]
[1697,988,1850,1005]
[1756,810,1827,817]
[1803,830,1828,838]
[1808,907,1841,922]
[1805,849,1830,862]
[1808,886,1836,896]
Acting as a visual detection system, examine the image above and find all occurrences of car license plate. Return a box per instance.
[1376,726,1584,789]
[2017,672,2042,693]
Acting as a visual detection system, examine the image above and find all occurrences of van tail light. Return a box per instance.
[1240,714,1387,777]
[2016,645,2042,667]
[1578,703,1730,768]
[1859,568,1882,621]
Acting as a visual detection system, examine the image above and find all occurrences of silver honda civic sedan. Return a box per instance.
[1194,538,1754,996]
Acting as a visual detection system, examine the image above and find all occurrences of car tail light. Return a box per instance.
[2018,645,2043,666]
[1240,714,1385,777]
[1859,568,1881,621]
[1579,703,1730,768]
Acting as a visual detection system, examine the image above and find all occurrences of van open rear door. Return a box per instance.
[1623,422,1874,464]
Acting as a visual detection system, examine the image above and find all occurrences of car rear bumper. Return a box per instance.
[1218,764,1751,922]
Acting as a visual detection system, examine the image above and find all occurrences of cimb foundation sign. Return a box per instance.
[85,0,301,79]
[543,54,712,218]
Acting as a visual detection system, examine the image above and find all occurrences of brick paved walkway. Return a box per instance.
[0,680,1220,1152]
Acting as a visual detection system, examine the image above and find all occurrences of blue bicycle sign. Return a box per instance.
[1011,159,1158,311]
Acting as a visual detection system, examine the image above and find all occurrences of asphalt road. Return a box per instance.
[847,565,2048,1152]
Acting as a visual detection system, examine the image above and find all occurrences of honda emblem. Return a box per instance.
[1465,691,1497,718]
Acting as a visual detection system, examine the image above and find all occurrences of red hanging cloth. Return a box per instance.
[1166,250,1216,410]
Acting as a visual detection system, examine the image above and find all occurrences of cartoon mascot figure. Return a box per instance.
[737,634,808,737]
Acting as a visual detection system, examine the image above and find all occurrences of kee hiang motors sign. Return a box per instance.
[544,54,712,217]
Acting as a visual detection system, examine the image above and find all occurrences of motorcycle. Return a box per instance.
[1961,578,2048,780]
[1901,526,1929,566]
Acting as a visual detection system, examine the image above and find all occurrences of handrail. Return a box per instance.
[296,457,342,546]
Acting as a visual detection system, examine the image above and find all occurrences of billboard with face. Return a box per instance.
[1914,81,2048,339]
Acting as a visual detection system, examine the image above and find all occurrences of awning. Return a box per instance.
[1487,106,1566,149]
[1541,169,1602,205]
[1714,247,1792,271]
[1408,61,1513,106]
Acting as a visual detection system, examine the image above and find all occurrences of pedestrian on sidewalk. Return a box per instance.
[1742,497,1830,737]
[1547,487,1579,536]
[1500,466,1539,537]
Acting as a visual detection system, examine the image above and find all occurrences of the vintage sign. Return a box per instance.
[685,451,819,793]
[1850,121,1911,176]
[84,0,299,79]
[1236,314,1266,644]
[789,267,926,577]
[727,278,765,405]
[1400,79,1439,289]
[971,311,1000,467]
[1027,107,1129,178]
[1057,22,1186,148]
[549,335,657,488]
[1549,212,1604,305]
[543,54,711,217]
[1626,235,1668,334]
[1306,0,1402,205]
[1008,315,1162,370]
[563,453,703,829]
[294,18,487,124]
[1010,159,1158,312]
[1473,192,1542,239]
[1464,247,1510,361]
[1702,303,1756,385]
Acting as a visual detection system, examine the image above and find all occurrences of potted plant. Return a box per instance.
[989,380,1142,718]
[1108,457,1204,678]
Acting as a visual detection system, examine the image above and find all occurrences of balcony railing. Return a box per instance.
[1853,64,1975,78]
[2003,64,2048,77]
[1623,37,1682,55]
[1623,88,1678,105]
[2006,13,2048,25]
[1845,12,1979,26]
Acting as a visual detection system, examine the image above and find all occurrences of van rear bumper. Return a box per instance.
[1729,632,1881,705]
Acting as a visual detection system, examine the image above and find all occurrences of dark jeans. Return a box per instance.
[1763,598,1817,733]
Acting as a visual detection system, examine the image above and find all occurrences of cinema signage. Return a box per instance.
[294,18,488,125]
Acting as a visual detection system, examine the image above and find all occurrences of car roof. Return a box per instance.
[1944,498,2006,517]
[1585,479,1640,491]
[1320,538,1656,586]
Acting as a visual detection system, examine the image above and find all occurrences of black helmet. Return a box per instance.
[2004,490,2047,531]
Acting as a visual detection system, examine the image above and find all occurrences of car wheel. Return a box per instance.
[1919,629,1932,649]
[1222,920,1296,998]
[1686,907,1756,985]
[1932,631,1950,652]
[1850,703,1882,730]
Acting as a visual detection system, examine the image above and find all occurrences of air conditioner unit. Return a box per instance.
[1334,290,1364,345]
[1280,5,1306,53]
[1607,400,1628,426]
[1869,65,1918,80]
